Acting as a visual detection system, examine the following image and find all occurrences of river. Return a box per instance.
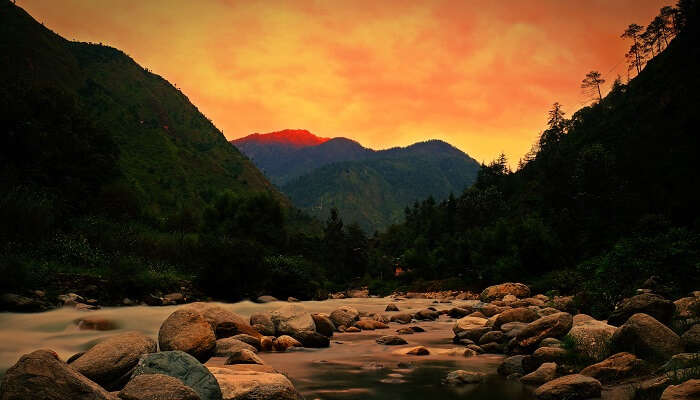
[0,297,537,399]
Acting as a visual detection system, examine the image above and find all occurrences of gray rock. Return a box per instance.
[131,351,222,400]
[443,370,485,385]
[224,349,265,365]
[498,355,527,376]
[376,335,408,345]
[611,313,683,362]
[269,304,315,336]
[118,373,200,400]
[534,374,601,400]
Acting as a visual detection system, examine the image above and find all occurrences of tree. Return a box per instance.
[622,24,645,74]
[539,102,568,151]
[581,71,605,102]
[547,102,567,130]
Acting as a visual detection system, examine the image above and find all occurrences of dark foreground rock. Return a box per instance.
[611,313,683,362]
[131,351,222,400]
[534,374,602,400]
[159,309,216,362]
[118,374,200,400]
[208,366,303,400]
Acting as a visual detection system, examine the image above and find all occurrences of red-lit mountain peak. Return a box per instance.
[233,129,330,148]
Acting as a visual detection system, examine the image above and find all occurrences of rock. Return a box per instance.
[131,351,222,400]
[611,313,684,362]
[256,296,278,303]
[539,338,563,348]
[58,292,84,306]
[159,309,216,362]
[455,326,492,342]
[660,353,700,372]
[75,316,119,331]
[674,297,700,319]
[0,293,46,312]
[567,315,616,361]
[385,303,399,312]
[579,352,649,384]
[376,335,408,345]
[516,312,573,349]
[0,349,113,400]
[660,379,700,400]
[414,309,439,320]
[521,362,557,385]
[214,338,257,357]
[481,342,504,353]
[208,366,303,400]
[293,331,330,348]
[467,344,484,354]
[503,294,518,303]
[373,313,391,323]
[287,297,299,302]
[480,283,530,301]
[163,293,185,304]
[546,296,575,313]
[354,319,377,330]
[443,370,485,385]
[396,327,414,335]
[390,313,413,324]
[118,373,200,400]
[447,307,471,318]
[75,303,101,311]
[608,293,674,326]
[493,307,539,329]
[410,326,425,332]
[70,331,157,390]
[534,374,602,400]
[538,307,561,317]
[186,303,261,339]
[682,324,700,352]
[347,288,370,298]
[231,334,261,351]
[479,330,505,344]
[269,304,315,336]
[531,347,567,366]
[406,346,430,355]
[310,313,334,337]
[260,336,274,352]
[501,322,529,337]
[479,304,507,317]
[498,355,527,376]
[225,349,265,365]
[330,305,360,328]
[273,335,302,352]
[250,313,275,337]
[452,316,488,334]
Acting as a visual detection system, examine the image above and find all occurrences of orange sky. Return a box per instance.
[20,0,668,166]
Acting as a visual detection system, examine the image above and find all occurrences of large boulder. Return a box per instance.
[611,313,684,362]
[516,313,573,349]
[498,355,527,376]
[567,315,616,362]
[579,352,649,384]
[660,379,700,400]
[521,362,557,385]
[453,316,488,334]
[249,313,275,337]
[118,374,200,400]
[493,307,539,329]
[293,331,330,348]
[674,296,700,319]
[608,293,674,326]
[389,312,413,324]
[159,309,216,362]
[329,306,360,328]
[443,370,485,385]
[70,331,157,390]
[224,349,265,365]
[682,324,700,352]
[269,304,315,336]
[415,309,439,320]
[208,367,303,400]
[131,351,222,400]
[311,313,335,337]
[376,335,408,345]
[480,283,530,301]
[0,349,113,400]
[214,338,257,357]
[186,303,261,339]
[534,374,601,400]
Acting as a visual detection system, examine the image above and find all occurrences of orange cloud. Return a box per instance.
[19,0,668,166]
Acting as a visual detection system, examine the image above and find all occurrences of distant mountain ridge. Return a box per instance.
[232,130,480,231]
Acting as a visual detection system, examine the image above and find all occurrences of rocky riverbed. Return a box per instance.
[0,283,698,399]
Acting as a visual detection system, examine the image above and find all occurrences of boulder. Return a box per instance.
[682,324,700,352]
[118,374,200,400]
[579,352,648,384]
[249,313,275,337]
[493,307,539,329]
[452,316,488,334]
[674,296,700,319]
[260,336,274,352]
[567,315,615,361]
[414,309,439,321]
[498,355,527,376]
[0,349,113,400]
[269,304,315,336]
[159,309,216,362]
[480,283,530,301]
[385,303,399,312]
[329,305,360,328]
[293,331,330,348]
[287,297,299,302]
[538,308,561,317]
[354,319,378,330]
[376,335,408,345]
[0,293,47,312]
[396,327,414,335]
[479,330,505,344]
[521,362,557,385]
[447,307,471,318]
[75,317,119,331]
[163,293,185,304]
[272,335,302,352]
[516,313,573,348]
[660,379,700,400]
[208,366,303,400]
[406,346,430,355]
[479,304,507,317]
[345,326,361,332]
[311,313,335,337]
[546,296,575,313]
[608,293,674,326]
[186,303,261,339]
[224,349,265,365]
[481,342,504,353]
[256,296,278,303]
[390,313,413,324]
[531,347,567,366]
[214,338,258,357]
[501,322,529,338]
[455,326,492,342]
[660,353,700,372]
[611,313,684,362]
[70,331,157,390]
[534,374,601,400]
[443,370,485,385]
[131,351,222,400]
[230,334,261,351]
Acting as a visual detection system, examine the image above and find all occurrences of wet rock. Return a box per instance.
[480,283,530,301]
[208,366,303,400]
[608,293,674,326]
[311,313,335,337]
[579,352,649,384]
[75,316,119,331]
[330,305,360,328]
[498,355,527,376]
[530,347,567,367]
[481,342,504,353]
[390,312,414,324]
[159,309,216,362]
[70,331,157,391]
[567,315,615,361]
[493,307,539,329]
[273,335,302,352]
[453,316,488,334]
[225,349,265,365]
[516,312,573,349]
[385,303,399,312]
[345,326,361,332]
[0,349,113,400]
[501,322,528,338]
[479,304,507,317]
[533,374,601,400]
[0,293,47,312]
[118,373,200,400]
[660,379,700,400]
[546,296,575,313]
[186,303,261,339]
[414,309,439,320]
[260,336,274,352]
[682,324,700,352]
[447,307,471,318]
[660,353,700,372]
[354,319,379,330]
[443,370,485,385]
[230,334,261,351]
[455,326,491,342]
[479,330,505,344]
[467,344,484,354]
[521,362,557,385]
[377,335,408,345]
[396,327,414,335]
[287,297,299,302]
[269,304,315,336]
[538,307,561,317]
[539,338,563,348]
[214,338,257,357]
[131,351,222,400]
[409,326,425,332]
[611,313,683,362]
[256,296,278,303]
[293,331,330,348]
[250,313,275,337]
[406,346,430,355]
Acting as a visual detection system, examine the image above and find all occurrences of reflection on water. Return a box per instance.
[0,298,536,399]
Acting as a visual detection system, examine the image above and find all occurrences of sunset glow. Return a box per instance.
[19,0,668,165]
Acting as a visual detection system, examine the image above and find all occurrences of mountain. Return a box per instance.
[233,130,480,231]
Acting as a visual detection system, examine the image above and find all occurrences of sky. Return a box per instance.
[20,0,669,166]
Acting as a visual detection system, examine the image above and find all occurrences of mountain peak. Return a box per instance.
[233,129,330,148]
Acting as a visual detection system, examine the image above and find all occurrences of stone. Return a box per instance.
[186,303,261,339]
[287,297,299,302]
[269,304,315,336]
[390,313,413,324]
[452,316,488,334]
[501,322,529,337]
[118,374,200,400]
[214,338,258,357]
[231,334,261,351]
[414,309,439,320]
[75,316,119,331]
[579,352,649,384]
[538,307,561,317]
[498,355,527,376]
[493,307,539,329]
[660,379,700,400]
[479,304,507,317]
[567,315,615,361]
[660,353,700,372]
[311,313,335,337]
[521,362,557,385]
[0,349,113,400]
[354,319,377,330]
[409,326,425,332]
[467,344,484,354]
[455,326,491,342]
[260,336,274,352]
[682,324,700,352]
[534,374,602,400]
[674,297,700,319]
[0,293,46,312]
[479,330,505,344]
[608,293,674,326]
[531,347,567,366]
[330,305,360,327]
[256,296,278,303]
[376,335,408,345]
[503,294,518,303]
[396,327,414,335]
[443,370,485,385]
[385,303,399,312]
[159,309,216,362]
[539,338,563,348]
[293,331,330,348]
[208,366,303,400]
[250,313,275,336]
[70,331,157,391]
[447,307,471,318]
[611,313,684,362]
[345,326,361,332]
[225,349,265,365]
[546,296,575,313]
[273,335,302,352]
[131,351,222,400]
[406,346,430,355]
[163,293,185,304]
[516,312,573,348]
[481,342,504,353]
[480,283,530,301]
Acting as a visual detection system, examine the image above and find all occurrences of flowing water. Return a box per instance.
[0,297,537,399]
